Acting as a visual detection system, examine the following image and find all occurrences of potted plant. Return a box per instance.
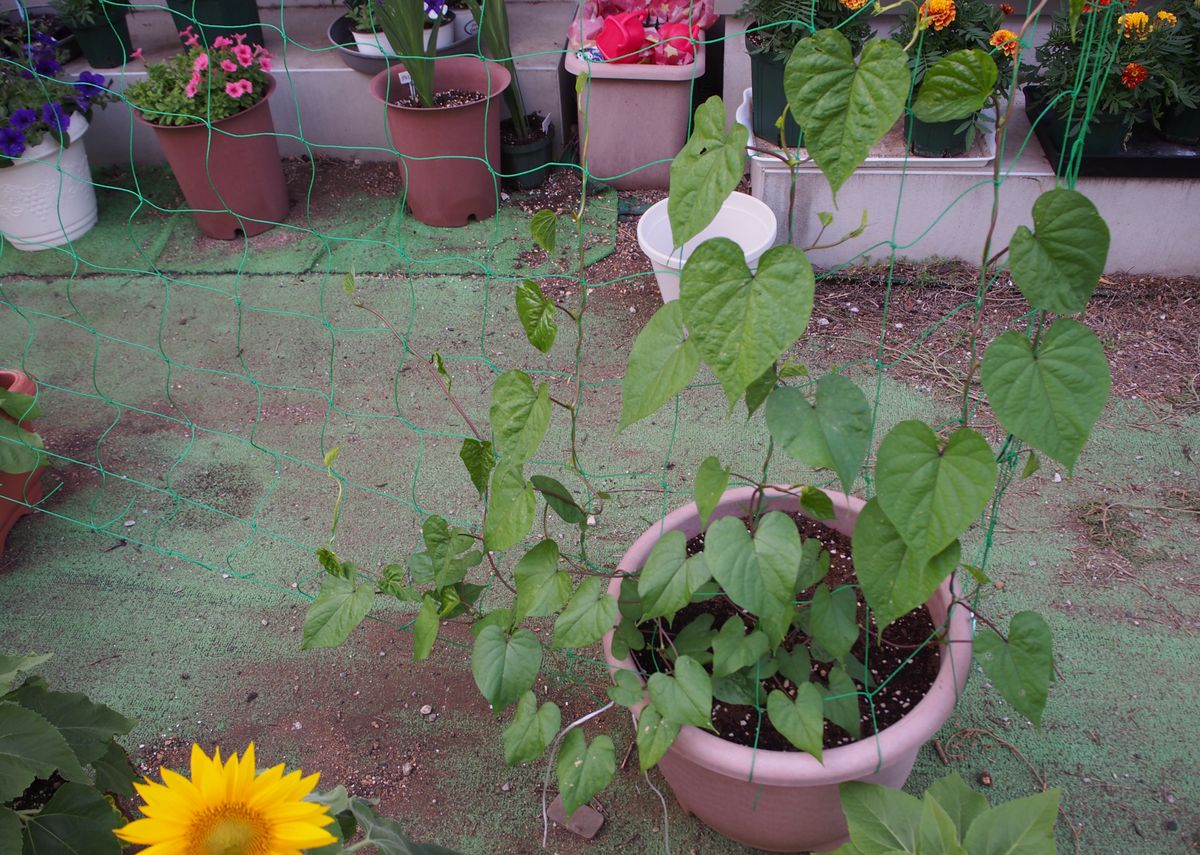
[345,0,456,56]
[368,0,509,226]
[124,34,289,240]
[738,0,872,146]
[303,19,1111,854]
[0,370,47,555]
[891,0,1012,157]
[1027,4,1180,155]
[1,652,137,847]
[50,0,131,68]
[464,0,554,190]
[0,31,114,251]
[166,0,265,48]
[1157,0,1200,144]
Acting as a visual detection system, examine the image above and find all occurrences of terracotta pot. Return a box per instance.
[602,486,974,853]
[136,77,289,240]
[368,57,510,227]
[0,370,46,555]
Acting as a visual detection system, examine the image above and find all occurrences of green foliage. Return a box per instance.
[515,280,558,353]
[740,0,872,58]
[912,50,999,122]
[0,419,44,475]
[555,730,615,818]
[834,774,1060,854]
[1009,189,1110,314]
[765,375,871,495]
[618,301,699,431]
[377,0,443,107]
[0,655,135,852]
[668,96,748,250]
[124,46,273,127]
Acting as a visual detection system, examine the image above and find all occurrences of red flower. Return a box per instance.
[1120,62,1148,89]
[999,3,1014,13]
[596,11,649,63]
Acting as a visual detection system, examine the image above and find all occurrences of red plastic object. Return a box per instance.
[0,369,45,556]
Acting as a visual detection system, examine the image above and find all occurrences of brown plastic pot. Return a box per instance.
[136,77,289,240]
[368,57,510,227]
[602,486,974,853]
[0,369,46,555]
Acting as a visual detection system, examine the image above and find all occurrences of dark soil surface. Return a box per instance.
[631,514,939,753]
[393,88,485,109]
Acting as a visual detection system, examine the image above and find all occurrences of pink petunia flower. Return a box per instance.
[185,76,199,98]
[224,78,254,98]
[221,59,237,72]
[257,54,272,72]
[131,47,144,60]
[212,36,233,48]
[233,32,247,44]
[233,44,254,67]
[193,52,209,72]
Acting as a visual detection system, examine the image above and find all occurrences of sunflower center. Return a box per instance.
[191,804,270,855]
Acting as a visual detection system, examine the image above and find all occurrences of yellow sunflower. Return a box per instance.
[114,743,338,855]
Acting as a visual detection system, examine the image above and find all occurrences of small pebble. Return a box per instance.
[180,672,189,680]
[500,782,512,792]
[401,762,414,777]
[816,317,829,326]
[123,519,136,527]
[420,704,434,715]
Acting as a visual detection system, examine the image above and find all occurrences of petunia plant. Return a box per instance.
[123,31,273,126]
[0,30,115,165]
[304,8,1112,837]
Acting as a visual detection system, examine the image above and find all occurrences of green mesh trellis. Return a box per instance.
[0,0,1115,763]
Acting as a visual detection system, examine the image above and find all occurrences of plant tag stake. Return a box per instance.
[541,113,552,135]
[399,71,416,101]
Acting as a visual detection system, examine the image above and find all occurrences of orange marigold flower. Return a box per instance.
[1119,10,1150,38]
[840,0,869,9]
[1120,62,1148,88]
[919,0,957,30]
[999,2,1014,12]
[990,28,1020,57]
[1156,10,1178,25]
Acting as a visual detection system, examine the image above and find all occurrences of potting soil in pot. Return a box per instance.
[631,514,940,752]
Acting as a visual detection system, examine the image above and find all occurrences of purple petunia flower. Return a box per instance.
[9,109,37,131]
[40,102,70,133]
[77,70,107,89]
[0,127,27,158]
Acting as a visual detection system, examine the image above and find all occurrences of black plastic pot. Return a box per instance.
[906,113,970,158]
[71,8,132,68]
[501,121,554,190]
[747,33,802,147]
[1161,103,1200,146]
[1025,86,1131,156]
[167,0,265,48]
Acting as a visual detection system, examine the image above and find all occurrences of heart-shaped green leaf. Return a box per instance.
[823,664,862,738]
[638,532,712,622]
[459,438,494,497]
[515,279,558,354]
[927,772,988,842]
[646,655,712,728]
[619,300,700,431]
[668,95,749,249]
[784,30,910,195]
[471,625,542,713]
[529,208,558,253]
[703,514,800,645]
[875,422,997,561]
[809,584,859,662]
[975,611,1054,727]
[513,540,571,621]
[962,788,1060,854]
[981,319,1110,474]
[851,498,961,629]
[912,50,998,122]
[800,486,836,521]
[767,684,824,760]
[607,669,645,708]
[839,780,924,854]
[552,577,618,650]
[1009,188,1110,314]
[635,703,681,771]
[483,461,536,551]
[695,456,730,529]
[712,616,770,678]
[412,595,439,661]
[490,370,550,464]
[681,240,815,405]
[556,729,616,818]
[502,691,561,766]
[766,375,872,494]
[530,475,587,525]
[302,574,375,650]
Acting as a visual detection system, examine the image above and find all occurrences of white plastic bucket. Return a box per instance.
[0,116,98,252]
[637,191,778,302]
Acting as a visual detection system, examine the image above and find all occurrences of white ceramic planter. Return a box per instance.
[602,486,974,853]
[352,12,455,56]
[0,116,98,251]
[637,191,777,302]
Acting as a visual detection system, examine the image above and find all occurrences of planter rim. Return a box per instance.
[132,75,276,131]
[8,114,89,168]
[368,56,510,113]
[602,485,974,787]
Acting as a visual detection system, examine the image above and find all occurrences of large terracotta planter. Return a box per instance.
[136,77,289,240]
[0,370,46,556]
[602,486,974,853]
[369,57,510,227]
[0,116,98,252]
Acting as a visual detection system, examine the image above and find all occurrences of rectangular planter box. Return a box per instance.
[564,32,705,189]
